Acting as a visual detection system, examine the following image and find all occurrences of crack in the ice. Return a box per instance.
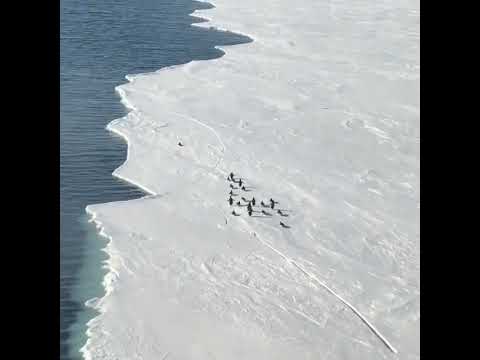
[251,231,398,354]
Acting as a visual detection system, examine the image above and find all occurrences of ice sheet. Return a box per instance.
[83,0,419,359]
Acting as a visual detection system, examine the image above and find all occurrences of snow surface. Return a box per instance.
[83,0,419,359]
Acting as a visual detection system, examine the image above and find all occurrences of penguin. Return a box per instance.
[237,201,241,206]
[232,210,239,216]
[251,197,256,206]
[248,209,252,216]
[229,190,233,196]
[228,197,233,206]
[238,179,243,187]
[278,210,289,217]
[178,141,184,147]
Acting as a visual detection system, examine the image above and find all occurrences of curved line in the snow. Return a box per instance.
[169,111,226,170]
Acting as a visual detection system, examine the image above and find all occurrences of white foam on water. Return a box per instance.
[82,0,419,359]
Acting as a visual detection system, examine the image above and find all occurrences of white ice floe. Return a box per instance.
[83,0,419,359]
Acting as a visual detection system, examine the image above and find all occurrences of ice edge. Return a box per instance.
[79,2,250,359]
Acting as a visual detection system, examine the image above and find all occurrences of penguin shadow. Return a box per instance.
[261,210,273,216]
[280,221,291,229]
[276,210,289,217]
[231,211,241,216]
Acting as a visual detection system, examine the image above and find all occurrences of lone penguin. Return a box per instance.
[178,141,184,147]
[237,201,241,206]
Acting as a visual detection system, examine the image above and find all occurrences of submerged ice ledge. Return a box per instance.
[83,0,419,359]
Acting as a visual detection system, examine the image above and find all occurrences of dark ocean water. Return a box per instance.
[60,0,250,358]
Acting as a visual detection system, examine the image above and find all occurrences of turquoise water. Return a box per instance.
[60,0,250,358]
